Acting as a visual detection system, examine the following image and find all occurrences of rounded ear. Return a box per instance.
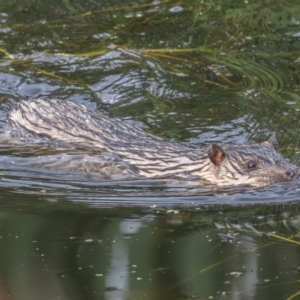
[208,144,226,166]
[266,133,278,151]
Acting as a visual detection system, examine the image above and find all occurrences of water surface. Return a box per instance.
[0,0,300,299]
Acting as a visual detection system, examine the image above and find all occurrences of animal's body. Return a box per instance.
[5,99,299,187]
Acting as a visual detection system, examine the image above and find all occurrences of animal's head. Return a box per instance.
[205,134,299,187]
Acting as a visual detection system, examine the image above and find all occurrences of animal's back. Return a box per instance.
[7,99,205,178]
[8,99,162,148]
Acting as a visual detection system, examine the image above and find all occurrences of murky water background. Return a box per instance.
[0,0,300,299]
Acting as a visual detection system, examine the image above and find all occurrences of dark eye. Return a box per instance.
[247,161,256,168]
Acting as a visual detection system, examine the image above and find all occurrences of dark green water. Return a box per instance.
[0,0,300,299]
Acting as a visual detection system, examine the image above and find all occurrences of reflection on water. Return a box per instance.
[0,199,300,300]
